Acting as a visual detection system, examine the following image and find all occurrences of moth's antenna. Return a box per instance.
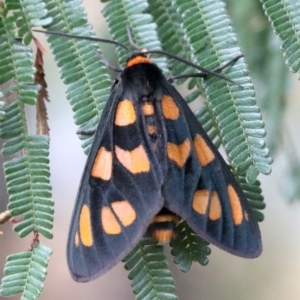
[126,25,143,51]
[143,49,243,86]
[33,29,242,86]
[33,30,131,53]
[212,55,243,73]
[94,49,123,72]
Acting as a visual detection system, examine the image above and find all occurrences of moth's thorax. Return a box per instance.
[139,92,167,170]
[122,59,165,97]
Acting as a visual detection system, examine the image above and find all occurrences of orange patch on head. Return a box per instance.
[167,139,191,167]
[152,215,180,224]
[79,204,93,247]
[101,206,121,235]
[142,102,154,116]
[228,185,243,225]
[147,125,157,135]
[111,201,136,227]
[161,95,179,120]
[152,229,174,243]
[126,56,151,67]
[115,99,136,126]
[115,144,150,173]
[74,231,80,247]
[91,147,112,180]
[209,192,222,221]
[192,190,209,215]
[193,134,215,166]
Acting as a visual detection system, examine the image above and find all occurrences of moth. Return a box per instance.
[34,29,262,282]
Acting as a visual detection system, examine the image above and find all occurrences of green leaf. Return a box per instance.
[170,222,210,272]
[123,238,178,300]
[101,0,168,72]
[0,243,52,299]
[43,2,111,153]
[173,0,273,180]
[4,136,54,239]
[6,0,52,45]
[238,175,265,222]
[261,0,300,73]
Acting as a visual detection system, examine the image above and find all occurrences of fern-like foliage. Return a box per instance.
[171,0,272,183]
[43,0,112,154]
[226,0,300,203]
[196,105,223,148]
[0,7,53,239]
[6,0,51,45]
[261,0,300,73]
[170,222,210,273]
[123,237,178,300]
[238,175,265,222]
[258,36,288,154]
[226,0,289,155]
[5,135,53,238]
[0,100,6,120]
[147,0,194,80]
[0,3,53,300]
[0,243,52,299]
[101,0,168,72]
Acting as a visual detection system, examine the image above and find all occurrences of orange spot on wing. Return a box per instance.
[74,231,80,247]
[115,99,136,126]
[91,147,112,180]
[111,201,136,227]
[79,205,93,247]
[193,134,215,166]
[152,229,174,243]
[161,95,179,120]
[101,206,121,234]
[142,102,154,116]
[192,190,209,215]
[209,192,222,221]
[126,56,151,67]
[228,185,243,225]
[167,139,191,167]
[147,125,157,135]
[115,144,150,173]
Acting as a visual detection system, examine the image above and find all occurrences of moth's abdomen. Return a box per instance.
[147,208,180,243]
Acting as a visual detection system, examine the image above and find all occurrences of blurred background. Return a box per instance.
[1,0,300,299]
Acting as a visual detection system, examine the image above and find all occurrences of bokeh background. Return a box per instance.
[1,1,300,299]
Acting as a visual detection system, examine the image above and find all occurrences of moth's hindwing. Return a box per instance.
[67,86,164,282]
[161,84,262,258]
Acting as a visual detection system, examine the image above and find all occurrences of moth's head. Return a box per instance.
[125,52,152,68]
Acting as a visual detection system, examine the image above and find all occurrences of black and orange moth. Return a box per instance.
[34,30,262,282]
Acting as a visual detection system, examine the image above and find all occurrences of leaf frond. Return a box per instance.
[43,1,111,153]
[238,175,265,222]
[5,136,53,238]
[6,0,51,45]
[261,0,300,73]
[123,237,178,300]
[170,222,210,273]
[101,0,168,72]
[0,8,53,239]
[173,0,273,182]
[147,0,194,81]
[0,243,52,299]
